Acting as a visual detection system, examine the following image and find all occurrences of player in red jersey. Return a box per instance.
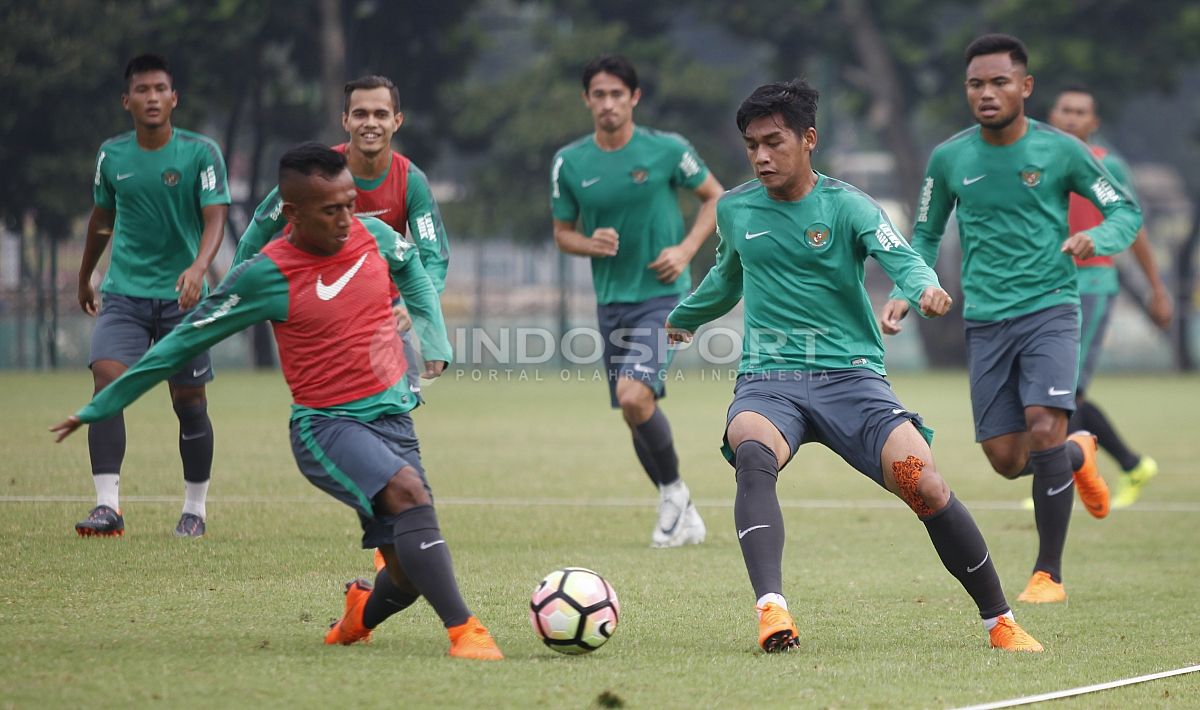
[52,143,502,660]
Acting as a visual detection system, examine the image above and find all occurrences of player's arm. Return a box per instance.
[78,206,115,316]
[666,209,743,341]
[176,204,228,310]
[1062,144,1142,259]
[232,187,285,267]
[373,221,452,375]
[882,150,954,334]
[405,164,450,294]
[550,152,618,258]
[649,173,724,283]
[1128,228,1173,329]
[52,257,288,441]
[864,210,951,325]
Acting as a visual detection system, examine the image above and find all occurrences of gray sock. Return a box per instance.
[733,441,786,599]
[634,408,679,487]
[390,505,471,628]
[88,413,126,475]
[362,568,420,629]
[1030,444,1074,582]
[921,494,1009,619]
[174,401,213,484]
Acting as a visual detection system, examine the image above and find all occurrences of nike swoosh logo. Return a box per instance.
[966,551,989,573]
[117,173,135,181]
[581,177,601,188]
[1048,387,1072,396]
[962,174,986,185]
[419,539,446,550]
[316,253,369,301]
[1046,481,1074,496]
[180,431,208,441]
[738,524,770,539]
[356,208,390,218]
[892,408,907,415]
[192,366,211,378]
[744,230,770,240]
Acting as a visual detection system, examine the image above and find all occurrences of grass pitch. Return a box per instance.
[1,370,1198,708]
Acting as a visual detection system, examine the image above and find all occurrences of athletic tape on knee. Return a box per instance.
[892,455,936,517]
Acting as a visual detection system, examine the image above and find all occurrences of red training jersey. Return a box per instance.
[1071,145,1114,269]
[333,143,411,235]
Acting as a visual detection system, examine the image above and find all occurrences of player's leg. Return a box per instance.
[723,373,802,652]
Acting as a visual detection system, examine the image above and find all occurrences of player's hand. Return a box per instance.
[422,360,446,379]
[879,298,910,335]
[648,245,692,283]
[50,415,83,443]
[392,304,413,333]
[77,278,98,316]
[918,286,953,319]
[665,320,693,345]
[1061,232,1096,260]
[175,264,206,310]
[1148,286,1173,330]
[590,228,619,257]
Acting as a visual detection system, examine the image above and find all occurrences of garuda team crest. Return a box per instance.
[805,222,832,249]
[162,168,182,187]
[1020,166,1042,187]
[630,168,649,184]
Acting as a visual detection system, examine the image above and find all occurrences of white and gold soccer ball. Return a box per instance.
[529,567,620,655]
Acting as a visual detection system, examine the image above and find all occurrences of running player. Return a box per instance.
[53,143,502,660]
[667,79,1042,653]
[76,53,230,538]
[1047,85,1171,508]
[551,55,723,548]
[880,34,1142,603]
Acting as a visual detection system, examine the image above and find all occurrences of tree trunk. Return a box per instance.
[319,0,346,143]
[1172,207,1199,370]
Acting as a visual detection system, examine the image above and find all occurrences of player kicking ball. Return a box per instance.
[666,80,1042,653]
[52,143,502,661]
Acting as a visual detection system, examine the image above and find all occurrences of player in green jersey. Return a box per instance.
[76,54,231,538]
[666,79,1042,653]
[1048,85,1171,508]
[551,55,724,548]
[880,34,1142,603]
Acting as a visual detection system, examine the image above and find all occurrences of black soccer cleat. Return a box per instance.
[174,513,206,538]
[75,505,124,537]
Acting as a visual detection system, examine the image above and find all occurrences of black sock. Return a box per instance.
[390,505,471,628]
[1013,459,1034,478]
[733,441,786,599]
[362,567,421,629]
[1030,445,1074,582]
[88,413,126,475]
[921,494,1009,619]
[174,401,213,483]
[1078,400,1140,471]
[633,408,679,487]
[631,433,660,487]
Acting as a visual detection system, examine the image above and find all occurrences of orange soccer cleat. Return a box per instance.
[989,616,1044,652]
[756,602,799,653]
[1068,432,1109,519]
[1016,570,1067,604]
[448,616,504,660]
[324,578,374,645]
[373,548,386,572]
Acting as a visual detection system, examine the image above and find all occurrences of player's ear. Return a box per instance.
[1022,73,1034,99]
[804,126,818,152]
[630,87,641,108]
[393,111,404,130]
[341,112,351,133]
[281,201,299,225]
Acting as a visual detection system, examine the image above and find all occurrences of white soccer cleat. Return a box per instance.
[651,482,704,548]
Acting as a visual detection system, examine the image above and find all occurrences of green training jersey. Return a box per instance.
[233,158,450,294]
[1075,149,1134,296]
[905,119,1140,321]
[551,126,710,305]
[76,217,450,426]
[669,173,939,375]
[92,128,231,299]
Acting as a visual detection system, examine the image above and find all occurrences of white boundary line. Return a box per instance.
[953,664,1200,709]
[2,495,1199,512]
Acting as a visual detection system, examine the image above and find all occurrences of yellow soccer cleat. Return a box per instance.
[324,578,374,645]
[989,616,1044,652]
[1016,570,1067,604]
[1068,432,1109,519]
[1112,456,1158,509]
[756,602,799,653]
[448,616,504,660]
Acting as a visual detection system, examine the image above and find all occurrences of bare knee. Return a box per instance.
[91,360,125,393]
[375,467,431,515]
[1026,409,1066,451]
[616,379,654,425]
[891,455,950,516]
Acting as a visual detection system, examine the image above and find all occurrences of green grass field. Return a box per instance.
[2,370,1198,708]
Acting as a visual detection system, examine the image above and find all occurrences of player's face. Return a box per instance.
[342,87,403,158]
[1048,91,1098,141]
[284,169,358,256]
[123,70,177,129]
[583,72,640,133]
[742,114,817,198]
[965,54,1032,130]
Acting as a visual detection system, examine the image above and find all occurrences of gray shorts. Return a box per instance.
[1077,293,1113,394]
[290,412,431,549]
[597,294,679,407]
[90,293,214,387]
[721,369,932,488]
[965,304,1080,442]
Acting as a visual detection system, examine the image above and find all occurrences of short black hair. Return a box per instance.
[964,33,1029,68]
[1056,83,1097,111]
[736,79,820,137]
[124,53,172,89]
[279,142,348,184]
[582,55,638,93]
[343,75,401,113]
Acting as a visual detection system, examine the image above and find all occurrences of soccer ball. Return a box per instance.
[529,567,620,654]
